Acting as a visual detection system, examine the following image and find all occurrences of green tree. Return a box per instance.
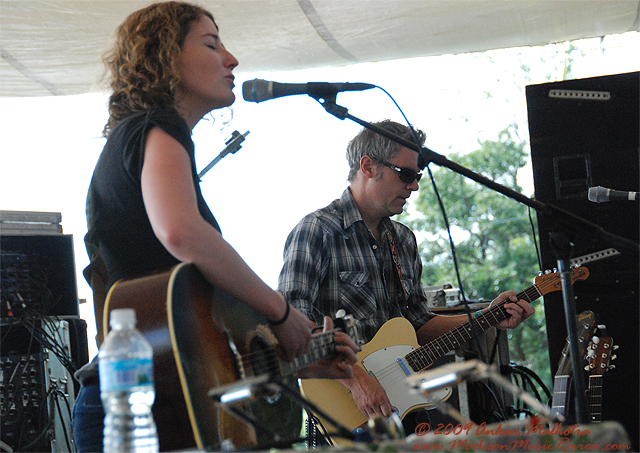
[399,125,552,393]
[396,40,587,397]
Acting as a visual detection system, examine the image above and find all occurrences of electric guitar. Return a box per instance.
[301,266,589,431]
[586,335,616,423]
[104,262,357,451]
[549,310,598,420]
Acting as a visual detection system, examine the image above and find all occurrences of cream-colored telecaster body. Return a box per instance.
[301,267,591,434]
[301,317,452,430]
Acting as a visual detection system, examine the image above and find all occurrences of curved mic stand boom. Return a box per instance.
[313,94,640,425]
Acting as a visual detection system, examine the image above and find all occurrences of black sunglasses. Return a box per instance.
[378,160,422,184]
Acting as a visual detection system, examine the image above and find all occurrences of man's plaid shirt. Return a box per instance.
[278,188,435,343]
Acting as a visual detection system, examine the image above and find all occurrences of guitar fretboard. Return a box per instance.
[405,277,557,372]
[551,375,570,418]
[279,330,338,376]
[588,375,603,423]
[586,336,613,424]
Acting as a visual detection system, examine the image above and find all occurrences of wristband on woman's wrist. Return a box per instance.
[268,302,290,326]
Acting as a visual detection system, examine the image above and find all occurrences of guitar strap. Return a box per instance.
[386,230,410,302]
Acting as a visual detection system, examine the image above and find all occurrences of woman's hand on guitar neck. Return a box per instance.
[270,303,314,361]
[297,317,359,379]
[338,364,393,419]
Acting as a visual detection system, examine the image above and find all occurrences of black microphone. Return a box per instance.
[242,79,375,103]
[588,186,639,202]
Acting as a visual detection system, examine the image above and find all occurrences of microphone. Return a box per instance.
[242,79,375,103]
[588,186,639,202]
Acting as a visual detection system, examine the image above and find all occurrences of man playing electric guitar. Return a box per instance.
[278,120,535,434]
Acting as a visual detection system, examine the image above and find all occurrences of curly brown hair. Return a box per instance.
[102,1,216,136]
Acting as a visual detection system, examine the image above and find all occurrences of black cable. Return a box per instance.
[1,316,76,451]
[19,387,55,451]
[11,313,76,376]
[374,84,488,364]
[475,381,508,421]
[501,363,553,419]
[487,329,501,364]
[52,385,74,452]
[508,363,552,400]
[306,413,335,447]
[39,317,76,374]
[528,206,543,271]
[520,371,542,402]
[508,368,532,416]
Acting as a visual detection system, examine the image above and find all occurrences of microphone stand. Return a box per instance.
[313,95,640,425]
[198,130,250,179]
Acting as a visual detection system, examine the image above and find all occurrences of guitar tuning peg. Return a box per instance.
[335,309,346,318]
[597,324,606,330]
[609,365,616,370]
[586,349,595,358]
[611,354,617,361]
[552,268,558,273]
[591,336,600,344]
[613,345,619,350]
[584,365,590,371]
[544,269,552,274]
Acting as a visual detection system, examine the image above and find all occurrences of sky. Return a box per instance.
[1,32,638,359]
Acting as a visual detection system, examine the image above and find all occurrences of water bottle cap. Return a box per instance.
[110,308,136,328]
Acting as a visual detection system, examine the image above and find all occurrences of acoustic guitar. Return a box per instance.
[104,262,356,451]
[301,267,589,432]
[586,335,616,423]
[549,310,598,420]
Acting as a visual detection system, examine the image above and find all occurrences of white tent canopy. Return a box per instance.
[2,0,639,97]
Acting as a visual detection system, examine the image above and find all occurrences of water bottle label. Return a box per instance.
[100,358,154,392]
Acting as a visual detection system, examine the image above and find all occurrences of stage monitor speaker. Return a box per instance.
[527,72,638,450]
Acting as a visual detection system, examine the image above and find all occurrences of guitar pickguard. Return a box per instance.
[362,344,452,418]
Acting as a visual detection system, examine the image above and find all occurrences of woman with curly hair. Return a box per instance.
[72,2,357,451]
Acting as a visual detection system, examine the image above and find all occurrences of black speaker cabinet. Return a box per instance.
[1,233,89,392]
[527,72,639,449]
[1,234,79,317]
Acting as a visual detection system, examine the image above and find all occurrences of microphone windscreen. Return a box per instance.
[242,79,271,103]
[587,186,607,203]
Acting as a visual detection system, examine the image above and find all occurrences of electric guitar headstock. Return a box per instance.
[533,266,589,296]
[333,309,364,347]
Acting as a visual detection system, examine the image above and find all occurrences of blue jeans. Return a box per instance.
[72,384,104,453]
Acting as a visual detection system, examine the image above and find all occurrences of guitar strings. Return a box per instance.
[232,271,583,391]
[371,274,579,389]
[235,331,337,378]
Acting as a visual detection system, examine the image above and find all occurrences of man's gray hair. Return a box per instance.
[346,120,426,182]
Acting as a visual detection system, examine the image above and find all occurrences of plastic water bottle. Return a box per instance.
[99,308,159,453]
